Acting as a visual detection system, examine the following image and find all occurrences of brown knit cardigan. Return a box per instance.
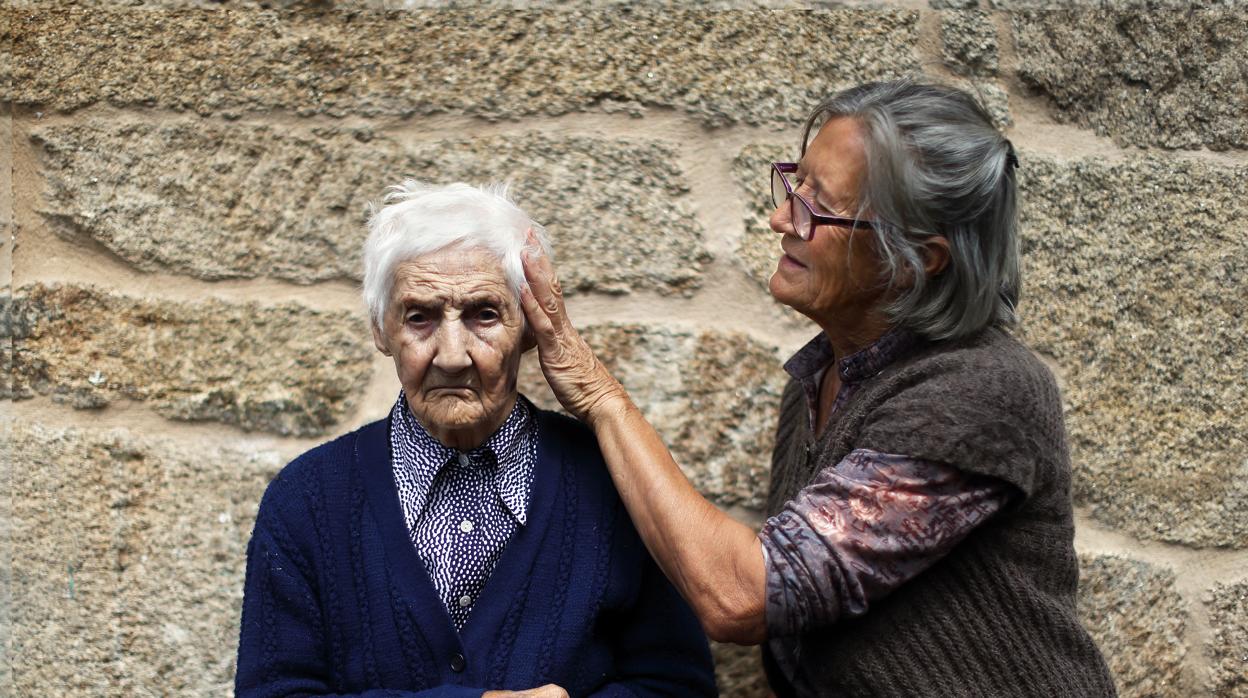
[763,327,1117,697]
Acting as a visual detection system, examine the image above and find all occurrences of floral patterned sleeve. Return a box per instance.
[758,448,1016,638]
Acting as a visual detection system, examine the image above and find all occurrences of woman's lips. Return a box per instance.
[428,386,475,395]
[780,253,808,269]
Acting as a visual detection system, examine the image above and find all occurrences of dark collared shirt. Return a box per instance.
[389,392,538,630]
[759,332,1015,638]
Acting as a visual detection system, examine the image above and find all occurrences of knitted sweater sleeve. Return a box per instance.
[586,544,717,697]
[235,479,485,698]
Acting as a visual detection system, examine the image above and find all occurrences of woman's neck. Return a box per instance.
[816,313,892,364]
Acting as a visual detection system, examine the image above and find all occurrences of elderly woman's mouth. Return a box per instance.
[427,386,476,395]
[780,253,808,270]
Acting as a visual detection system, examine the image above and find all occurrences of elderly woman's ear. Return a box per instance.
[371,320,392,357]
[922,235,951,278]
[893,235,951,290]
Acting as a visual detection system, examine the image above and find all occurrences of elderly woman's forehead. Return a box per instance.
[397,246,504,274]
[389,249,512,296]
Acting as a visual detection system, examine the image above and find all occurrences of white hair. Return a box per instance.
[361,180,551,330]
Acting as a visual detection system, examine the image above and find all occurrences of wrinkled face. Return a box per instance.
[372,245,525,450]
[768,117,890,331]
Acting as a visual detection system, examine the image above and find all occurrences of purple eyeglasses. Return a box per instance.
[771,162,874,241]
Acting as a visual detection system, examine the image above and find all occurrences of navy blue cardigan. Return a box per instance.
[236,408,716,697]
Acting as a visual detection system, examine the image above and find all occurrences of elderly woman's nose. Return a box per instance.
[769,202,793,236]
[431,321,473,371]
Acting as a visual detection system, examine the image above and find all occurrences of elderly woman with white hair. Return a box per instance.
[520,81,1116,697]
[236,182,716,698]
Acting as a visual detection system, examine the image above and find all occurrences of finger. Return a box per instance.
[518,282,558,345]
[521,250,567,335]
[520,241,565,315]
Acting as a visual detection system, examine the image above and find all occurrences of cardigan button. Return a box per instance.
[450,653,466,673]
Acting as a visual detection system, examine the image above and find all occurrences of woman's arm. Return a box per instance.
[518,242,1018,646]
[760,449,1015,637]
[584,395,768,644]
[518,243,766,644]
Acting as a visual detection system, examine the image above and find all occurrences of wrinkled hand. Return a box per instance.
[519,231,627,426]
[482,684,570,698]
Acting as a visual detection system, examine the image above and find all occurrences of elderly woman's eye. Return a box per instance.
[477,307,501,322]
[406,312,428,325]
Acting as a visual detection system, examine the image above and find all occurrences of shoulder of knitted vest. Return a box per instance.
[775,379,806,433]
[865,330,1063,434]
[893,328,1050,382]
[780,375,803,403]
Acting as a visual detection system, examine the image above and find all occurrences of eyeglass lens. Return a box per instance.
[770,167,786,210]
[771,167,812,240]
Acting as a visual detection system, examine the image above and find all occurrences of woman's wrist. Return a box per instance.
[582,374,632,432]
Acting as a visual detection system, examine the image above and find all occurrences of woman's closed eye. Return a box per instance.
[794,178,826,207]
[794,172,842,215]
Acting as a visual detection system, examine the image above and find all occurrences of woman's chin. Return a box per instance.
[768,271,803,311]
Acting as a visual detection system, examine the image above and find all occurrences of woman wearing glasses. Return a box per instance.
[519,80,1115,697]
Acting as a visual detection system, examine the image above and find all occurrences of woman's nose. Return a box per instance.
[431,322,473,372]
[769,199,794,237]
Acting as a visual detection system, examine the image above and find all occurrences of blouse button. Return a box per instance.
[450,653,466,672]
[459,519,474,533]
[458,594,472,608]
[458,453,470,467]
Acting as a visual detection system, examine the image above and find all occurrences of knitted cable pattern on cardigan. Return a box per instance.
[236,408,716,698]
[763,327,1117,698]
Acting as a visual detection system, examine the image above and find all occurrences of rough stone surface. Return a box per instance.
[2,112,11,294]
[0,420,11,694]
[3,6,918,126]
[5,420,278,696]
[985,0,1243,7]
[941,10,999,75]
[1018,154,1248,548]
[1014,10,1248,149]
[970,79,1012,129]
[34,122,710,296]
[519,324,788,509]
[1,114,11,232]
[712,642,769,698]
[734,143,790,288]
[1208,580,1248,697]
[1076,554,1188,697]
[6,0,853,6]
[3,284,373,436]
[732,142,813,326]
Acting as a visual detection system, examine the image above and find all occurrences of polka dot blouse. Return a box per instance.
[389,392,539,630]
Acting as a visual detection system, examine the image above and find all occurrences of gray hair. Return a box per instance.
[802,80,1020,341]
[361,180,551,330]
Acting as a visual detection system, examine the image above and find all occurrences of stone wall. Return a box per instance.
[2,2,1245,696]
